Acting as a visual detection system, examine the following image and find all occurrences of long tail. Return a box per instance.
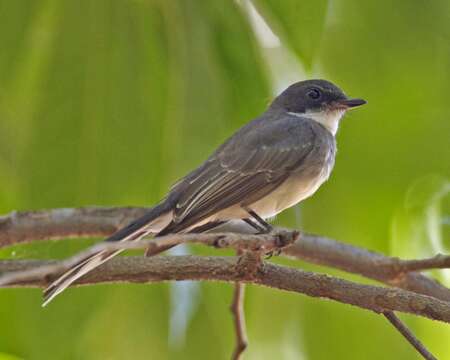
[42,202,173,306]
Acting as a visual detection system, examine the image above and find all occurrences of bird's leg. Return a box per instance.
[243,207,292,258]
[242,218,266,233]
[243,207,273,233]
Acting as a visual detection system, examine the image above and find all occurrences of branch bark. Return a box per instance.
[283,234,450,302]
[1,207,449,301]
[0,232,298,286]
[231,282,247,360]
[1,256,450,324]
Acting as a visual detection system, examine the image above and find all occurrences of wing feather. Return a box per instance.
[162,116,318,234]
[174,147,311,223]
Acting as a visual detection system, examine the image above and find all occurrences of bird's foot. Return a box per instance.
[264,229,300,259]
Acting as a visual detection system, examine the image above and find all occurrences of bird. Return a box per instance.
[42,79,366,306]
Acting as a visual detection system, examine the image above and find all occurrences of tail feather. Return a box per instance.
[42,249,121,306]
[42,202,172,306]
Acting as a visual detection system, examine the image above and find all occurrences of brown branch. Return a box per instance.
[1,207,446,358]
[0,207,148,246]
[0,232,297,287]
[384,311,437,360]
[1,256,450,324]
[231,283,247,360]
[0,207,449,301]
[390,254,450,273]
[283,234,450,302]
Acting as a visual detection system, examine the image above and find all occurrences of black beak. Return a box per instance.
[337,98,367,108]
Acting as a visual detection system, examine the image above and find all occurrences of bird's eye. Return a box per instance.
[307,88,321,100]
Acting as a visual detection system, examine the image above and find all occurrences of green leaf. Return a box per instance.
[252,0,329,68]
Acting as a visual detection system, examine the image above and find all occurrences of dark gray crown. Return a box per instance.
[270,79,348,113]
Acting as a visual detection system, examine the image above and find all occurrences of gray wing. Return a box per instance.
[163,116,317,232]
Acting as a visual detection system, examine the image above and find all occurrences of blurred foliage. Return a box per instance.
[253,0,329,68]
[0,0,449,359]
[392,176,449,282]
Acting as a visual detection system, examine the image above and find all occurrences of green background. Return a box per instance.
[0,0,449,359]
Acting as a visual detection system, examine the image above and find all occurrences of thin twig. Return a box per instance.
[393,254,450,273]
[231,282,247,360]
[1,207,449,301]
[1,256,450,324]
[383,311,437,360]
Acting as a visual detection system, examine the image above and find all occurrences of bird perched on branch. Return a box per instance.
[43,79,366,305]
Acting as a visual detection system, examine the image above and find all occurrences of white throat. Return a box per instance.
[288,109,346,135]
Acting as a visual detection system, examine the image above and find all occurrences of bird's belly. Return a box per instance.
[251,172,328,218]
[210,170,330,222]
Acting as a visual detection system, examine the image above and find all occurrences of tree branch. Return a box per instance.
[283,234,450,302]
[0,232,298,287]
[231,282,247,360]
[1,207,449,301]
[1,207,447,360]
[1,256,450,324]
[384,311,437,360]
[0,207,147,246]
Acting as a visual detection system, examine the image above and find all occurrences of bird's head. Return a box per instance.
[270,79,366,135]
